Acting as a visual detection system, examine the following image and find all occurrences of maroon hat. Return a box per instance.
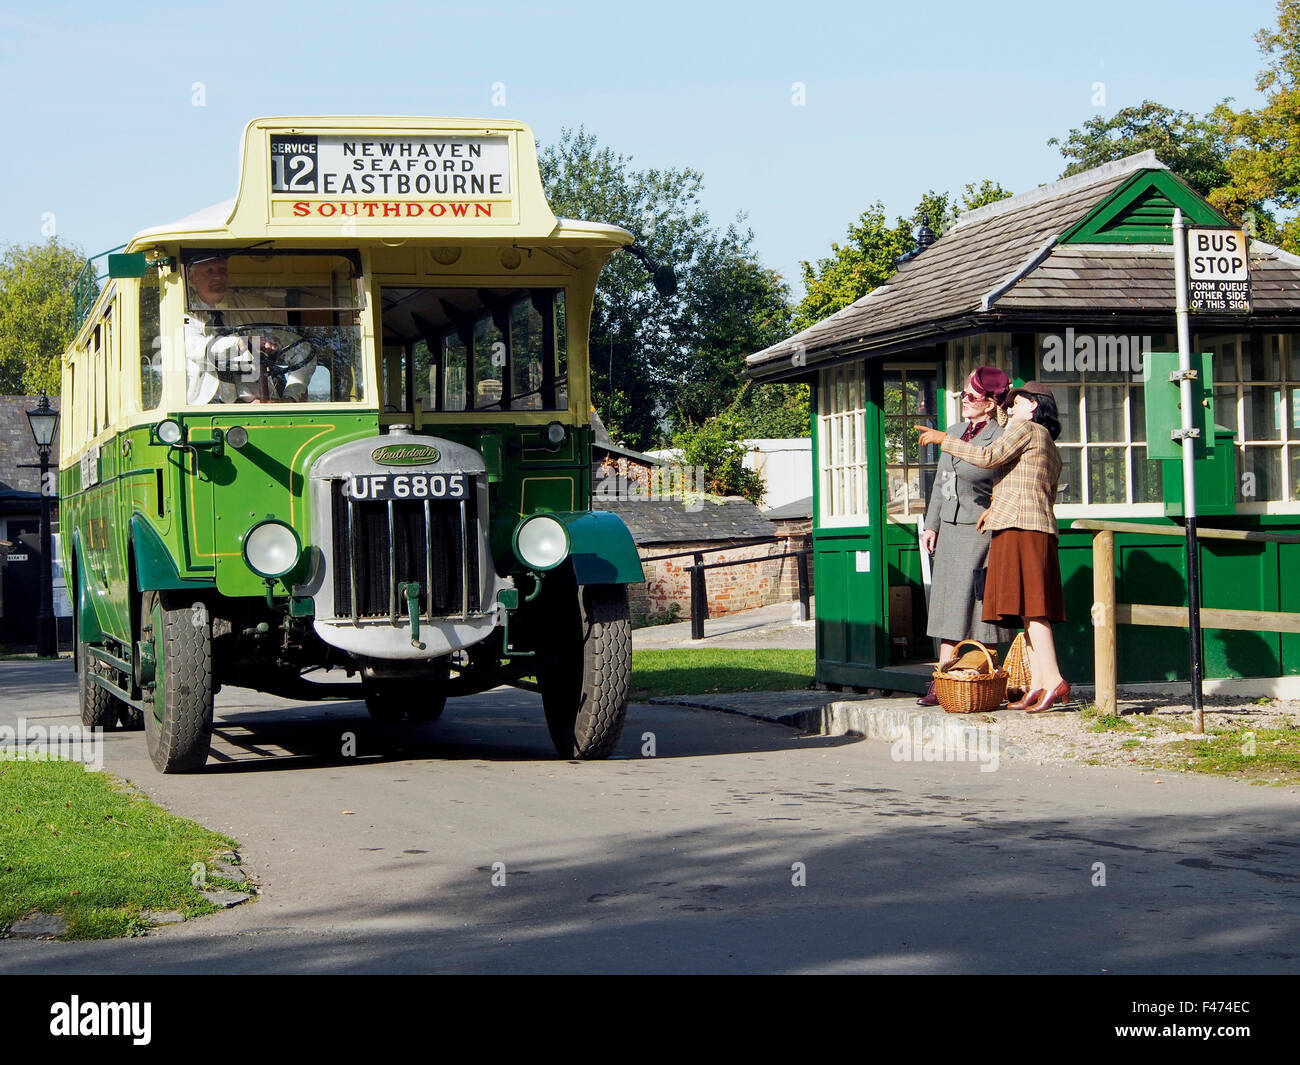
[1006,379,1055,404]
[969,365,1011,406]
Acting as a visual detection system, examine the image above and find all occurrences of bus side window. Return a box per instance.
[382,344,405,412]
[443,333,468,411]
[103,312,114,433]
[473,314,505,410]
[139,274,162,410]
[510,298,542,411]
[413,339,435,413]
[92,323,102,435]
[554,290,568,409]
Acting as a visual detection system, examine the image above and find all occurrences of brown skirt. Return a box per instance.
[982,529,1066,626]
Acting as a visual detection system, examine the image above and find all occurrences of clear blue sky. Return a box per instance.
[0,0,1281,300]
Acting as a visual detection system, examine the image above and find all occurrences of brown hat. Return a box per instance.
[1006,379,1055,404]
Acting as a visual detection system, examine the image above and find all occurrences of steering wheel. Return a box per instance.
[220,322,316,375]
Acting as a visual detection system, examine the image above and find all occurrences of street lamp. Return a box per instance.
[26,391,59,658]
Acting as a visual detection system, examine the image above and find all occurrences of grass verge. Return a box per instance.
[1079,704,1300,784]
[0,760,249,939]
[631,648,815,700]
[1136,725,1300,784]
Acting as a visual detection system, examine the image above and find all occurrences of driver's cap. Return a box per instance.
[186,250,229,267]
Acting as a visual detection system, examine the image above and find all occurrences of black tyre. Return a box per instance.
[141,590,214,773]
[539,584,631,759]
[362,662,448,723]
[77,630,124,730]
[117,703,145,731]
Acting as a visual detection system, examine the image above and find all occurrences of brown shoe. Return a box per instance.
[916,680,939,707]
[1007,688,1043,711]
[1026,680,1072,714]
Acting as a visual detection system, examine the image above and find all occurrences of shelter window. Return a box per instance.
[949,332,1165,508]
[817,363,869,525]
[882,365,938,517]
[1199,333,1300,506]
[1034,332,1167,508]
[380,287,568,414]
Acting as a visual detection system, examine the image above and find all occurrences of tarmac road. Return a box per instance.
[1,657,1298,974]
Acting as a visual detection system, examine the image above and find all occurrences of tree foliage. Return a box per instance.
[727,379,810,439]
[0,239,89,394]
[792,204,913,333]
[1048,101,1232,197]
[538,128,791,449]
[671,411,765,503]
[1212,0,1300,249]
[792,181,1012,334]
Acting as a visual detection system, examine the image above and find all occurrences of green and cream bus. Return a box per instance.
[60,116,658,772]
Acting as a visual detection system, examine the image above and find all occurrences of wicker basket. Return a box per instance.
[933,640,1008,714]
[1003,631,1031,700]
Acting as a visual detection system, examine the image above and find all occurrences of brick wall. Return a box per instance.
[631,530,813,622]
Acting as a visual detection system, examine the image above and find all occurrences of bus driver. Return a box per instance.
[184,252,315,404]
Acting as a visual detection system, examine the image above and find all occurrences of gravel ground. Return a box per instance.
[985,693,1300,780]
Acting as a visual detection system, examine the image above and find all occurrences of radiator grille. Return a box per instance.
[330,480,479,620]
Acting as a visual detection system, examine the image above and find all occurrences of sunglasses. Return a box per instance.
[960,390,990,402]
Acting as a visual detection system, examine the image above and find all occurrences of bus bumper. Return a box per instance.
[312,603,506,660]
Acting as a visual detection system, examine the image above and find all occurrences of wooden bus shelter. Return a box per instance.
[748,151,1300,695]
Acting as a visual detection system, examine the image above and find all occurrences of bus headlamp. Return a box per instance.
[513,515,569,571]
[156,419,183,446]
[545,421,567,448]
[242,519,301,579]
[226,425,249,449]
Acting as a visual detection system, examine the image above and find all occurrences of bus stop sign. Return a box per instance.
[1186,227,1251,313]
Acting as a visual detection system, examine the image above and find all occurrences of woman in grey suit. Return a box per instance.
[916,366,1012,705]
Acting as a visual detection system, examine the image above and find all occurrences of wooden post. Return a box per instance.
[1093,530,1117,716]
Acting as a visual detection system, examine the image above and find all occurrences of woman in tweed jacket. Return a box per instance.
[917,380,1071,714]
[915,366,1013,706]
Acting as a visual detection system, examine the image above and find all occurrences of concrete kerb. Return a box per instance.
[647,690,1028,756]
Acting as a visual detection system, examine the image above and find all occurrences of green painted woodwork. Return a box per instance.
[107,253,149,278]
[1052,516,1300,683]
[1060,170,1227,245]
[1143,352,1215,461]
[546,510,644,584]
[71,534,105,645]
[130,515,207,591]
[813,533,883,677]
[1161,426,1237,517]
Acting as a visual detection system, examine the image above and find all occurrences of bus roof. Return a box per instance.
[127,116,633,251]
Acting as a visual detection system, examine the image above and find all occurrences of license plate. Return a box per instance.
[344,472,468,501]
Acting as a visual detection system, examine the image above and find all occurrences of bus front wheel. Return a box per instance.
[140,590,214,773]
[539,584,631,759]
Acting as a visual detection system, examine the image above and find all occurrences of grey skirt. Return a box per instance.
[926,519,1011,645]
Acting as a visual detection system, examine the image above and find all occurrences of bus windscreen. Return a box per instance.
[182,250,365,405]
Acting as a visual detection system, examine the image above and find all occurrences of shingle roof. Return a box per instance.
[998,241,1300,312]
[594,498,776,546]
[0,396,61,495]
[747,152,1167,376]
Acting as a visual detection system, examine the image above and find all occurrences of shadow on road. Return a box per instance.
[199,691,858,773]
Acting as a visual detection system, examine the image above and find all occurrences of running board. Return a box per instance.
[85,665,145,707]
[88,644,132,676]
